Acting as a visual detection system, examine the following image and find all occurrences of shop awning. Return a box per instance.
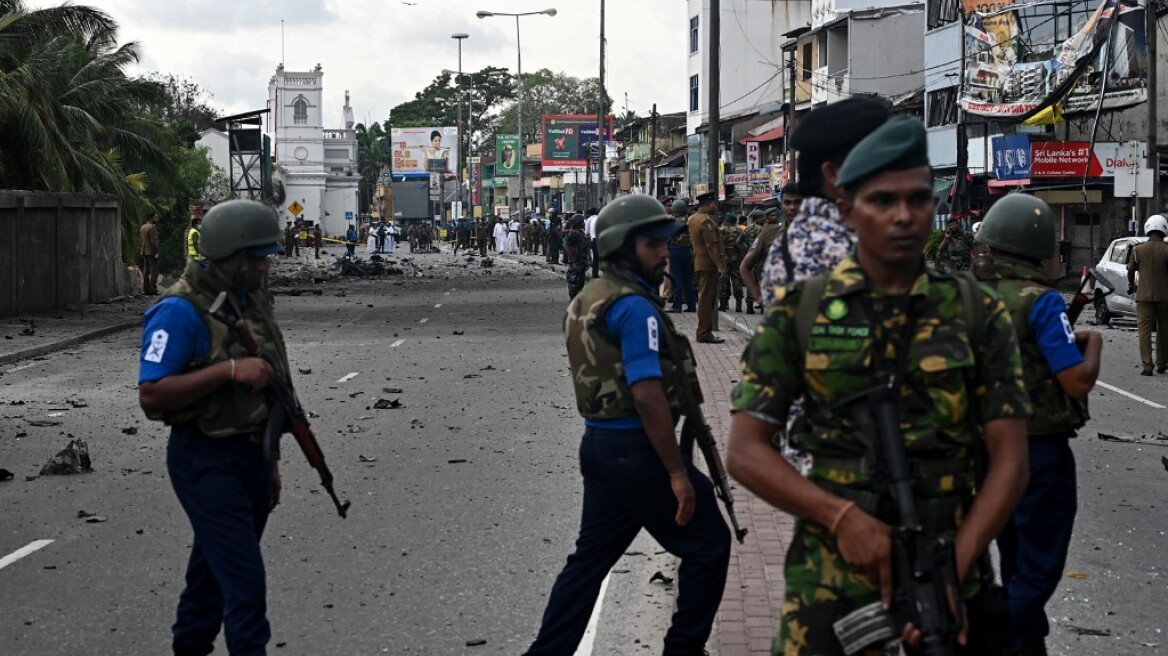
[739,125,785,144]
[745,193,775,204]
[988,178,1030,191]
[933,177,955,198]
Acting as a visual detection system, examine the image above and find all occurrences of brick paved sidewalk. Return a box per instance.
[670,312,793,656]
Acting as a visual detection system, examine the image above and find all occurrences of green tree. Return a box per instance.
[355,121,389,213]
[386,66,516,158]
[492,69,612,151]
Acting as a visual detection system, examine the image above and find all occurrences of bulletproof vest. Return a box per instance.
[668,218,692,248]
[564,266,702,420]
[718,224,743,261]
[147,260,293,438]
[949,232,973,258]
[974,257,1089,436]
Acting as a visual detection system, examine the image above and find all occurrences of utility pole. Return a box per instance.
[708,0,720,333]
[786,52,797,179]
[1147,0,1159,216]
[649,103,658,198]
[597,0,607,207]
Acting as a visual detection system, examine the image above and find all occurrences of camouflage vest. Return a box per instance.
[974,258,1089,436]
[718,224,743,262]
[668,217,692,248]
[564,266,703,420]
[146,261,293,438]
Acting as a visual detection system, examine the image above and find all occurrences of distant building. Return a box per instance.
[266,64,359,236]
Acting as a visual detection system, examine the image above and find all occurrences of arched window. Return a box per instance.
[293,96,308,125]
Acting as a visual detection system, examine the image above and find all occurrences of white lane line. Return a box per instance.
[0,539,54,572]
[419,318,429,324]
[434,303,443,308]
[1097,381,1167,409]
[337,372,359,383]
[5,362,39,374]
[390,339,405,348]
[573,573,611,656]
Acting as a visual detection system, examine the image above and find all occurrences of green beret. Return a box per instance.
[748,208,765,219]
[835,116,930,190]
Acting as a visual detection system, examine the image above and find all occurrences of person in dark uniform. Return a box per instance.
[138,200,292,656]
[525,194,730,656]
[312,223,322,259]
[563,214,591,299]
[667,199,697,313]
[345,223,357,258]
[546,214,563,264]
[974,194,1102,656]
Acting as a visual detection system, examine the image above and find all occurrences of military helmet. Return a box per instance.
[975,193,1056,260]
[1144,214,1168,236]
[671,199,689,215]
[595,195,677,258]
[198,199,284,261]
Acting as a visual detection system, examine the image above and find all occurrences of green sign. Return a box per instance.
[496,134,520,176]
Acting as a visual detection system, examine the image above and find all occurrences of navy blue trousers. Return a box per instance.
[168,426,273,656]
[998,436,1077,644]
[526,427,731,656]
[668,246,697,311]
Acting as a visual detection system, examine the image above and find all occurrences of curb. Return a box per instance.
[0,321,139,368]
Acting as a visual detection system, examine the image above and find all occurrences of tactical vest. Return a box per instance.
[564,266,703,420]
[146,261,293,438]
[974,257,1089,436]
[668,218,692,248]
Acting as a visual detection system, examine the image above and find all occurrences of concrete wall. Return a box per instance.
[0,192,133,318]
[849,11,924,98]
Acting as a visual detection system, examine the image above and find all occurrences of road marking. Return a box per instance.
[0,539,54,572]
[390,339,405,348]
[337,372,359,383]
[434,303,443,308]
[574,573,610,656]
[1097,381,1166,409]
[419,318,429,324]
[5,362,39,374]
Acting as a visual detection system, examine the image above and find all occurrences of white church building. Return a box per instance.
[265,64,359,237]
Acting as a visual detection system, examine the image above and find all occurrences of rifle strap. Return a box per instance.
[794,274,829,358]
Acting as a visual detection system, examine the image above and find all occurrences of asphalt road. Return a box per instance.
[1,251,1165,655]
[0,252,675,656]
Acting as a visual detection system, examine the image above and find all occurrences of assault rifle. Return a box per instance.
[210,292,351,518]
[683,412,748,543]
[831,386,962,656]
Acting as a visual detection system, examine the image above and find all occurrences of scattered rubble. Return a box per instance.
[373,398,402,410]
[40,439,92,475]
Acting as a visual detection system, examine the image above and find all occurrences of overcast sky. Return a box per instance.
[33,0,689,128]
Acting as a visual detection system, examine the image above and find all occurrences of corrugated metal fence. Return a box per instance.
[0,192,134,318]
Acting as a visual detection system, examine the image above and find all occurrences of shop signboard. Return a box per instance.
[540,114,614,172]
[391,126,458,177]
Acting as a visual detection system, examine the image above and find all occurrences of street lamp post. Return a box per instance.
[451,33,468,220]
[477,7,557,219]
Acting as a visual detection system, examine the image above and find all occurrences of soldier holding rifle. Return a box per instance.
[526,195,731,656]
[137,200,330,656]
[727,118,1032,655]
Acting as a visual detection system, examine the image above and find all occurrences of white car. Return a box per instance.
[1091,236,1147,325]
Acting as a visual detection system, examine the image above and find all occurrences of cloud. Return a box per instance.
[101,0,337,31]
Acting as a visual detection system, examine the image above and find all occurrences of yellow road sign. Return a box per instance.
[288,200,304,216]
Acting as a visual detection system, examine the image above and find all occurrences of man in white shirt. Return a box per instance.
[492,219,507,253]
[386,222,398,254]
[584,207,600,277]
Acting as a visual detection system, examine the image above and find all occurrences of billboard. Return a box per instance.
[496,134,521,176]
[960,0,1147,123]
[391,126,458,177]
[991,134,1031,180]
[541,114,614,172]
[1029,141,1144,178]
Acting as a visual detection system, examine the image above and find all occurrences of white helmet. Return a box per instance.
[1145,214,1168,237]
[971,221,983,235]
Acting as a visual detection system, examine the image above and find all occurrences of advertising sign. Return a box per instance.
[391,126,458,177]
[469,156,481,206]
[496,134,521,176]
[540,114,614,172]
[992,134,1032,180]
[746,142,761,172]
[960,0,1146,123]
[429,172,442,200]
[1029,141,1144,178]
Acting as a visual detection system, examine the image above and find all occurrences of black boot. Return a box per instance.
[735,299,742,313]
[746,299,755,315]
[718,301,729,312]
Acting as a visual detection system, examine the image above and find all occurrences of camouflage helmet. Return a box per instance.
[596,195,675,258]
[199,200,284,261]
[975,193,1057,261]
[671,199,689,215]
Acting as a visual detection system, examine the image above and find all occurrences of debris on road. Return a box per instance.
[382,387,402,394]
[447,459,468,464]
[1161,456,1167,472]
[466,639,487,647]
[298,368,313,375]
[20,319,36,336]
[358,455,377,463]
[373,398,402,409]
[25,418,61,427]
[1065,571,1089,579]
[649,571,674,585]
[1068,626,1111,637]
[480,258,494,268]
[40,439,92,475]
[1097,432,1168,448]
[0,468,13,482]
[121,427,138,435]
[77,510,107,523]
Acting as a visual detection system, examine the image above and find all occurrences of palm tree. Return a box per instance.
[355,122,390,212]
[0,1,177,254]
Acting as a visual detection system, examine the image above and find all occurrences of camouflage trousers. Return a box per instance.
[567,265,588,299]
[719,261,744,304]
[946,256,971,272]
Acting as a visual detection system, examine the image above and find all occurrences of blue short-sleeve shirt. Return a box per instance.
[585,278,666,430]
[1029,290,1083,374]
[138,297,210,385]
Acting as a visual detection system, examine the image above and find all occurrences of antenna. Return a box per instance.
[281,19,285,65]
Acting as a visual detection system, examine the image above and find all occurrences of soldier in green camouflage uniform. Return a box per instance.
[938,218,975,271]
[563,215,591,299]
[718,214,746,312]
[737,210,765,313]
[726,117,1032,656]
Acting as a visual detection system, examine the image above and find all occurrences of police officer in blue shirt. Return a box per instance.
[974,194,1102,656]
[138,200,291,656]
[526,195,731,656]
